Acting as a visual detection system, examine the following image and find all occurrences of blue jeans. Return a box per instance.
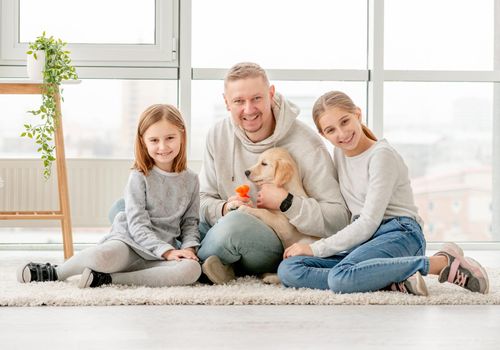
[277,217,428,293]
[198,211,284,275]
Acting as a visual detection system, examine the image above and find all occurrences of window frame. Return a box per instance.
[0,0,179,68]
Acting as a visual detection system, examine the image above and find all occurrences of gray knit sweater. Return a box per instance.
[101,167,200,260]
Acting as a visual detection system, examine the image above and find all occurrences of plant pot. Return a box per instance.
[26,50,46,81]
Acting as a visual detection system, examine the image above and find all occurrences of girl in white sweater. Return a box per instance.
[278,91,489,295]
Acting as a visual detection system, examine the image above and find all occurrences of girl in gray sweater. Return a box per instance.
[278,91,489,295]
[17,104,201,288]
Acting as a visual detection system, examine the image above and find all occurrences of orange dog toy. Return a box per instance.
[235,184,250,199]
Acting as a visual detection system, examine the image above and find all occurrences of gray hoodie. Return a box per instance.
[199,92,350,238]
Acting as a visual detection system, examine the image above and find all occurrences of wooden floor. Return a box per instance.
[1,250,499,350]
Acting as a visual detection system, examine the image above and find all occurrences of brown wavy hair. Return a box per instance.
[312,91,377,141]
[133,104,187,175]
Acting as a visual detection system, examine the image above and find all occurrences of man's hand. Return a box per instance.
[257,184,288,210]
[222,195,254,216]
[283,243,313,259]
[163,248,199,261]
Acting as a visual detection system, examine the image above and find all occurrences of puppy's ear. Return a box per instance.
[275,159,293,187]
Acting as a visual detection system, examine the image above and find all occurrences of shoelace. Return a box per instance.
[447,258,468,287]
[391,282,408,293]
[453,270,468,287]
[30,263,57,281]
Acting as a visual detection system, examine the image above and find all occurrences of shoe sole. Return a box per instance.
[16,264,31,283]
[201,256,235,285]
[78,267,93,289]
[463,256,490,294]
[409,271,429,296]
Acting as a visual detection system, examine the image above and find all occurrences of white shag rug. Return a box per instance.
[1,257,499,307]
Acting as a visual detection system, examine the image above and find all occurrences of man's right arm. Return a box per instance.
[199,132,226,227]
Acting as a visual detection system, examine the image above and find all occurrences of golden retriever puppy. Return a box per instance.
[238,147,319,249]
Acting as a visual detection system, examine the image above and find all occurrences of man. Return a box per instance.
[198,62,349,284]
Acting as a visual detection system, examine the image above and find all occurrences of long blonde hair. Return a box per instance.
[133,104,187,175]
[312,91,377,141]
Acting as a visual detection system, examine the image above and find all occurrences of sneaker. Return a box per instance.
[388,271,429,296]
[201,255,235,285]
[78,268,112,288]
[434,242,489,294]
[17,262,58,283]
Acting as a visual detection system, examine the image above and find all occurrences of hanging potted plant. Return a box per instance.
[22,31,78,179]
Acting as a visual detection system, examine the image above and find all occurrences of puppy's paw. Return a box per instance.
[261,273,281,285]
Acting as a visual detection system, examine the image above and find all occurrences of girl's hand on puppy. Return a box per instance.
[283,243,313,259]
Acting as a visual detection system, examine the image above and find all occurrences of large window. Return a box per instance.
[0,0,499,245]
[192,0,367,69]
[0,0,177,66]
[20,0,155,44]
[0,80,177,158]
[385,83,493,241]
[385,0,493,70]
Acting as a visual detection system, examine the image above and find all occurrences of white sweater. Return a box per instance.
[310,139,423,258]
[199,92,350,238]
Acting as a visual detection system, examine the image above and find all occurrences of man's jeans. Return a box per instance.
[277,217,428,293]
[198,210,284,275]
[109,199,284,275]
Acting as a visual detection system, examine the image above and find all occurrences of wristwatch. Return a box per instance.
[279,193,294,212]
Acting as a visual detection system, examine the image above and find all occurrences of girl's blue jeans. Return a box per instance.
[277,216,429,293]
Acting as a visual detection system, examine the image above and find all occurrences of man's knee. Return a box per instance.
[205,211,273,245]
[217,211,265,234]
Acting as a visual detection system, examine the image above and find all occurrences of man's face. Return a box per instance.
[224,76,275,142]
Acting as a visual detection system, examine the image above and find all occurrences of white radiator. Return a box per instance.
[0,159,133,227]
[0,159,203,227]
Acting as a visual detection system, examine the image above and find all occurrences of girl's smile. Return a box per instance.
[318,107,374,157]
[143,119,182,172]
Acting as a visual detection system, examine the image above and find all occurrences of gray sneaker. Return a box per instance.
[201,255,235,285]
[434,242,489,294]
[388,271,429,296]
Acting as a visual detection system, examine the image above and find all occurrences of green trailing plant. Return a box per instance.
[22,32,78,179]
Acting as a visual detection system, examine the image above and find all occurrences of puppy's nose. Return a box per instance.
[244,170,251,178]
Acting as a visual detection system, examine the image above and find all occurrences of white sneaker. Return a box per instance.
[388,271,429,296]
